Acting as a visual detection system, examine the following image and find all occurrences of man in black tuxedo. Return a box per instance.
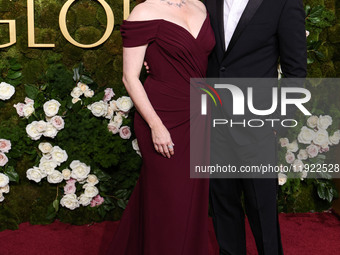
[205,0,307,254]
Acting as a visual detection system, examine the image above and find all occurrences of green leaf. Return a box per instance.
[46,203,57,220]
[25,84,40,100]
[73,67,80,81]
[317,182,326,200]
[7,71,22,80]
[52,199,59,212]
[80,75,93,84]
[117,199,127,209]
[10,63,22,71]
[4,166,19,183]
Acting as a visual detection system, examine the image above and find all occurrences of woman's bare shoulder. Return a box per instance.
[191,0,207,14]
[127,1,160,22]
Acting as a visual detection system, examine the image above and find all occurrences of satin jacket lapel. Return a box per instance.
[223,0,264,60]
[216,0,226,63]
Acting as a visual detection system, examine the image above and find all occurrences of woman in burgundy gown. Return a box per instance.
[106,1,215,254]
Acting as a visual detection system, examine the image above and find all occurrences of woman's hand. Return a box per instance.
[150,123,174,158]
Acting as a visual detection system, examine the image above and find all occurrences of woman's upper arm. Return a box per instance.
[122,45,147,81]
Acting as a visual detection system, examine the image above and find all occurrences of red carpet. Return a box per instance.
[0,213,339,255]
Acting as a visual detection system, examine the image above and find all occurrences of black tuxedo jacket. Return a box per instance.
[205,0,307,145]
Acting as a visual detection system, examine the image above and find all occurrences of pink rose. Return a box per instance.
[90,195,104,207]
[103,88,115,102]
[50,116,65,130]
[14,103,25,117]
[306,144,318,158]
[0,153,9,167]
[119,126,131,139]
[64,183,76,194]
[285,152,295,164]
[25,97,34,104]
[66,178,76,185]
[0,139,11,153]
[108,122,119,134]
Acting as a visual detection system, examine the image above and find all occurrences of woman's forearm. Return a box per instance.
[122,75,163,129]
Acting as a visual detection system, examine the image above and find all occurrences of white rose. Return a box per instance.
[109,100,119,112]
[70,160,91,181]
[292,159,304,172]
[71,87,83,98]
[77,82,89,92]
[26,122,42,140]
[317,115,332,130]
[0,173,9,188]
[286,140,298,153]
[72,97,81,104]
[0,194,4,202]
[50,116,65,130]
[84,89,94,98]
[279,138,289,147]
[38,142,53,154]
[87,174,99,185]
[43,123,58,138]
[300,170,308,180]
[84,185,99,198]
[113,113,123,126]
[23,102,35,118]
[278,173,287,186]
[26,167,44,183]
[43,99,61,117]
[1,184,10,193]
[297,126,316,144]
[132,139,139,151]
[60,194,79,210]
[313,129,329,147]
[78,194,92,206]
[285,151,295,164]
[329,130,340,145]
[0,152,8,167]
[105,105,115,120]
[47,170,64,184]
[116,96,133,112]
[39,157,58,175]
[88,101,108,117]
[0,82,15,100]
[50,146,68,165]
[297,149,308,160]
[306,144,319,158]
[35,120,47,133]
[42,152,53,160]
[307,115,318,129]
[62,169,72,180]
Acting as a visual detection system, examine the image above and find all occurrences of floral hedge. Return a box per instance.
[0,0,339,231]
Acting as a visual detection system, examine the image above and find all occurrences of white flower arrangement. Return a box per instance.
[132,139,141,157]
[70,82,95,104]
[0,139,12,202]
[26,143,104,210]
[0,82,15,101]
[15,98,65,140]
[87,88,134,140]
[279,115,340,184]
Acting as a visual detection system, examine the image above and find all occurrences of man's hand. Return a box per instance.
[144,61,150,73]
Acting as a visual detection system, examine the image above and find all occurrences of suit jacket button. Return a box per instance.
[220,67,226,72]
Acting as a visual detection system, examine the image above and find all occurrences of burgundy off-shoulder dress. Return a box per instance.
[106,14,215,255]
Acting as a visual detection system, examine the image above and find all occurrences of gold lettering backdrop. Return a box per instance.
[0,0,131,49]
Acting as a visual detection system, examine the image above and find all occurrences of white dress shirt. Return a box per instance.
[224,0,249,50]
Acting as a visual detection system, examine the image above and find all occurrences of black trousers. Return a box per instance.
[209,129,283,255]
